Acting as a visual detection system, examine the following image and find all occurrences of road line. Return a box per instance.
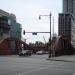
[17,63,73,75]
[17,66,52,75]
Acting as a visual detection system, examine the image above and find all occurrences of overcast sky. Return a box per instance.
[0,0,62,43]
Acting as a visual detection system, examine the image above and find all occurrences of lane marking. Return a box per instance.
[17,66,52,75]
[17,64,74,75]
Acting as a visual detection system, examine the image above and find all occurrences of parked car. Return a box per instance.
[36,50,44,55]
[19,50,32,56]
[43,51,48,54]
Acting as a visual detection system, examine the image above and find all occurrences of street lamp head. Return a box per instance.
[39,15,41,20]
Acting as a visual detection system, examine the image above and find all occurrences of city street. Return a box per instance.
[0,55,75,75]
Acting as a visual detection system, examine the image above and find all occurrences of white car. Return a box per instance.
[36,51,44,55]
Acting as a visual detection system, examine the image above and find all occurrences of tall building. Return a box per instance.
[63,0,75,16]
[58,13,71,38]
[59,0,75,48]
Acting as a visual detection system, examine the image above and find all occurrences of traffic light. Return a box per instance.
[39,16,41,20]
[23,30,25,35]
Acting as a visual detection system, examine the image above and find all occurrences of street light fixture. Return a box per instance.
[39,12,52,58]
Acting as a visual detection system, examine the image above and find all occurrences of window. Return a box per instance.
[8,19,11,25]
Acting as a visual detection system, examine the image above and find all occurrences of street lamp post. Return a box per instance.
[49,13,51,58]
[39,12,52,58]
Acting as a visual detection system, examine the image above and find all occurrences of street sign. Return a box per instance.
[32,32,37,35]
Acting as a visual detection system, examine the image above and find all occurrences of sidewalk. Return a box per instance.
[47,55,75,62]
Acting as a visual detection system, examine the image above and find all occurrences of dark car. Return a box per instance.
[19,50,32,56]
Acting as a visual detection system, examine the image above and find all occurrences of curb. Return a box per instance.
[47,58,74,62]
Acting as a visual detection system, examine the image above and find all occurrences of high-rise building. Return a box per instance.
[63,0,75,16]
[58,13,71,38]
[59,0,75,48]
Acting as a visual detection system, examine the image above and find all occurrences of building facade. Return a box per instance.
[0,9,11,39]
[9,14,21,39]
[0,9,22,41]
[60,0,75,48]
[0,9,22,54]
[58,13,71,38]
[63,0,75,16]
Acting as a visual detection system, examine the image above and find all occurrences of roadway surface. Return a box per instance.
[0,54,75,75]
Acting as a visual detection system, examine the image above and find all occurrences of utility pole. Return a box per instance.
[39,12,52,58]
[48,13,51,58]
[53,16,54,38]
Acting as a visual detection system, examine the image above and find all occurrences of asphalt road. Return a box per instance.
[0,55,75,75]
